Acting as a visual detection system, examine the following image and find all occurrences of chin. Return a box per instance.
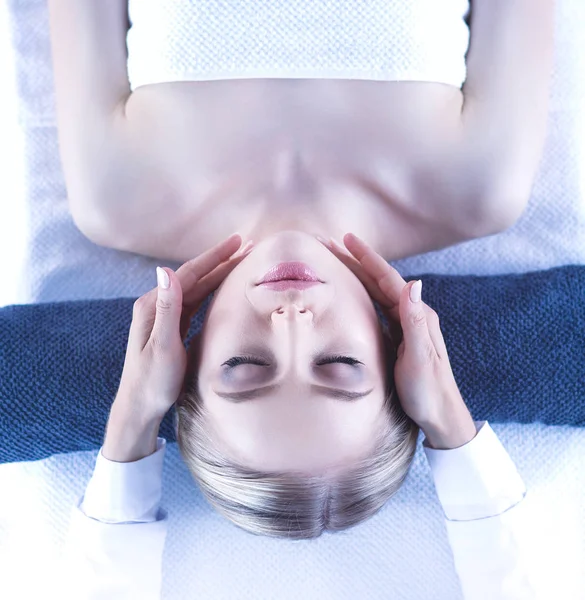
[269,230,323,251]
[267,230,316,242]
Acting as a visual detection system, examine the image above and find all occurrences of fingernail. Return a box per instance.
[315,235,329,245]
[157,266,170,290]
[410,280,422,303]
[330,237,344,250]
[238,240,254,255]
[346,232,362,244]
[226,232,241,246]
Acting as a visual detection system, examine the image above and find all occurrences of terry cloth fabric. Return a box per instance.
[126,0,471,89]
[1,424,583,600]
[58,424,531,599]
[1,264,584,465]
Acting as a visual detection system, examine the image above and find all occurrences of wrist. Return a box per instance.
[422,408,477,450]
[102,402,163,462]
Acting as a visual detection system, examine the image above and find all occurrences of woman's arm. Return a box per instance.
[48,0,131,122]
[458,0,556,229]
[48,0,134,242]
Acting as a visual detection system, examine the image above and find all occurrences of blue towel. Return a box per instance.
[1,265,584,464]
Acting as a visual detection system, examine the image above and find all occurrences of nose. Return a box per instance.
[270,304,315,377]
[271,303,313,323]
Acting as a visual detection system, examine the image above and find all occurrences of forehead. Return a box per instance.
[201,391,390,473]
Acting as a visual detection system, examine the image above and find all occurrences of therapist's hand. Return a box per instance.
[103,233,254,462]
[318,233,477,450]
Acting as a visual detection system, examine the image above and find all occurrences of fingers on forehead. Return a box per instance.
[177,238,242,286]
[178,249,225,282]
[361,251,397,282]
[180,254,245,305]
[341,256,393,307]
[349,247,405,303]
[344,235,406,284]
[328,243,397,307]
[343,233,368,256]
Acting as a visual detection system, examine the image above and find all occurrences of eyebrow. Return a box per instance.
[213,384,375,402]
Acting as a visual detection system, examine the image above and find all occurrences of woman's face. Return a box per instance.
[195,231,389,476]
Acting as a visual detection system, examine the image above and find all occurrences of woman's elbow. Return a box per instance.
[467,182,533,237]
[69,199,112,247]
[67,187,125,250]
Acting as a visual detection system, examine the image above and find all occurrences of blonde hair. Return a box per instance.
[174,329,420,540]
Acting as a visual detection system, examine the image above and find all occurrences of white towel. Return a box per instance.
[0,424,583,600]
[126,0,470,89]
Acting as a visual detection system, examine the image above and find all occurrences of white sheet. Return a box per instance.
[0,1,27,308]
[1,1,584,599]
[0,424,583,600]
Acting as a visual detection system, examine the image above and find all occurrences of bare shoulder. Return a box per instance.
[59,111,144,246]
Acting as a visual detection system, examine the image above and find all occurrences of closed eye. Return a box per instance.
[221,356,269,368]
[221,355,363,368]
[317,355,363,366]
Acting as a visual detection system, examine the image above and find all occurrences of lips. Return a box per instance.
[258,262,321,285]
[259,280,322,291]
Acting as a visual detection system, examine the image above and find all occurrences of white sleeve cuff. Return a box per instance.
[423,421,527,521]
[79,437,167,524]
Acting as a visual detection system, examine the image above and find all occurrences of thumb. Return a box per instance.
[151,267,183,351]
[398,280,434,364]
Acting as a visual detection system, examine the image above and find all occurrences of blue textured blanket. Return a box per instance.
[1,265,584,464]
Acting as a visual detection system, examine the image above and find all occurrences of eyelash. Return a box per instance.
[222,355,363,368]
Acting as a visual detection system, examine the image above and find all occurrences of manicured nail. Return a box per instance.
[226,232,242,246]
[315,235,329,245]
[329,237,344,251]
[345,232,361,244]
[238,240,254,255]
[157,266,170,290]
[410,280,422,303]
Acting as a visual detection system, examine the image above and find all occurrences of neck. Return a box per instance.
[243,148,336,243]
[245,186,385,253]
[193,145,386,255]
[247,200,333,245]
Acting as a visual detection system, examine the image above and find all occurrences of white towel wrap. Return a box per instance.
[126,0,471,90]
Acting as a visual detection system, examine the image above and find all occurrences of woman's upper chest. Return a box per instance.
[115,79,464,258]
[123,79,462,194]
